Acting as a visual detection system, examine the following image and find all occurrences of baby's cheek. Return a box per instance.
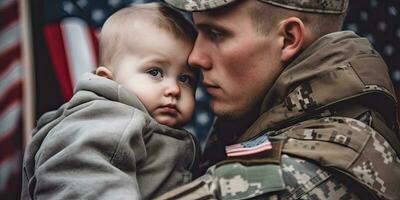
[184,93,196,114]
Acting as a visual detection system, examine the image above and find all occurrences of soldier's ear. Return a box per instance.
[278,17,305,63]
[96,66,114,80]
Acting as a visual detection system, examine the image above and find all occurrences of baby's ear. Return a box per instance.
[96,66,114,79]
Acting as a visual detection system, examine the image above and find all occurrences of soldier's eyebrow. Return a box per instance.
[195,23,228,33]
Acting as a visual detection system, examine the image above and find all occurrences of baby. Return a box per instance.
[21,3,199,200]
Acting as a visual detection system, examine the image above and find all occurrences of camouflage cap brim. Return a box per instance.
[164,0,237,11]
[260,0,349,14]
[164,0,349,14]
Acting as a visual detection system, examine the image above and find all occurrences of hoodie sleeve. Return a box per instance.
[30,101,148,200]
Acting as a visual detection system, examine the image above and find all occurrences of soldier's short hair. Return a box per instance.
[99,2,196,67]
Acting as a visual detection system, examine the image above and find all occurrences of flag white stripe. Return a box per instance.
[0,60,21,94]
[226,142,272,153]
[225,144,244,150]
[0,0,15,9]
[0,101,21,139]
[0,152,21,191]
[0,22,19,53]
[227,145,272,157]
[61,18,97,88]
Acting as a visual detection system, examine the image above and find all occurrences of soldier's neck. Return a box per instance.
[215,110,259,145]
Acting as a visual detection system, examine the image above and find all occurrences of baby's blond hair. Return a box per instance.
[99,3,196,68]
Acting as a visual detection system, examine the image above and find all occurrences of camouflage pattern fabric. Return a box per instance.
[280,154,361,200]
[165,0,348,14]
[164,0,237,11]
[156,162,286,200]
[259,0,348,14]
[206,163,285,200]
[280,116,400,199]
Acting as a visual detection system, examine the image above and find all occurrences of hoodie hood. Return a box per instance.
[72,73,149,114]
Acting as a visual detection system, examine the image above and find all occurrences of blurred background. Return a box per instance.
[0,0,399,199]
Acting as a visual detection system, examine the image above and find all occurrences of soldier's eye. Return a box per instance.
[207,28,225,42]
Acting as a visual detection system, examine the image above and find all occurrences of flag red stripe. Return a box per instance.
[0,1,18,33]
[227,144,272,157]
[226,142,272,153]
[0,45,20,76]
[44,24,73,100]
[0,0,22,198]
[0,119,22,164]
[88,28,99,67]
[0,81,22,112]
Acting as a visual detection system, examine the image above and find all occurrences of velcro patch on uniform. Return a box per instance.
[226,133,272,157]
[214,163,285,200]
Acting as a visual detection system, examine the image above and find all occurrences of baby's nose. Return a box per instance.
[164,81,180,97]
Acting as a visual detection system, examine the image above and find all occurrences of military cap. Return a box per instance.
[164,0,349,14]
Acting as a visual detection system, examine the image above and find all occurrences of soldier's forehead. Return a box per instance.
[164,0,349,14]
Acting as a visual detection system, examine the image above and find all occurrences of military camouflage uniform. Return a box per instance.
[158,1,400,199]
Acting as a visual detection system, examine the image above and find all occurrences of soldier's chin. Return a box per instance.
[211,103,245,120]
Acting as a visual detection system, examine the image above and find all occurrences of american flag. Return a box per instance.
[34,0,133,103]
[226,133,272,157]
[0,0,23,199]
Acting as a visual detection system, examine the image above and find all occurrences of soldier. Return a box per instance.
[157,0,400,199]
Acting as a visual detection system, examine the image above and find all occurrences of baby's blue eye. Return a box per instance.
[179,74,194,87]
[147,68,163,78]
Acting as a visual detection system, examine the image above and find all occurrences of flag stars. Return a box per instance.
[392,70,400,82]
[384,45,394,56]
[92,9,105,23]
[369,0,378,7]
[378,21,387,32]
[196,112,209,126]
[388,6,398,16]
[109,0,121,7]
[195,87,204,100]
[63,1,75,14]
[360,11,368,21]
[366,33,375,44]
[346,23,358,32]
[77,0,88,8]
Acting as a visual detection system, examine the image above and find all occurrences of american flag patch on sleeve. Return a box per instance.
[225,133,272,157]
